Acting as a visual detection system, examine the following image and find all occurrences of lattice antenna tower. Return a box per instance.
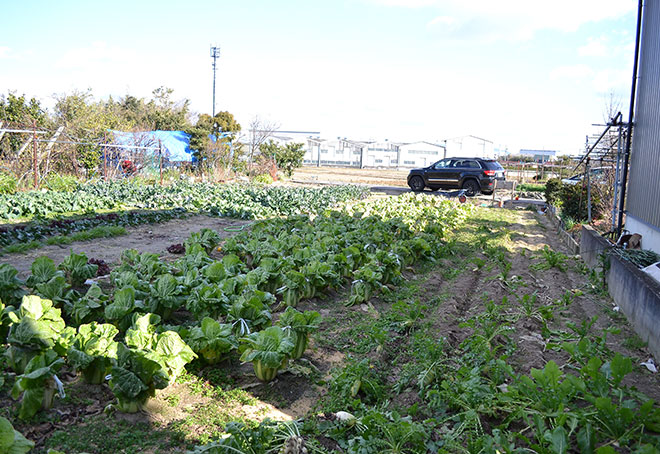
[210,45,221,117]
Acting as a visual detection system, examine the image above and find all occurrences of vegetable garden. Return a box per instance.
[1,181,659,454]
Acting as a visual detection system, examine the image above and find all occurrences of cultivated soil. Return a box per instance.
[2,215,251,280]
[4,205,659,453]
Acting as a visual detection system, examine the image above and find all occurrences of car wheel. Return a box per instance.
[409,176,425,192]
[462,179,480,197]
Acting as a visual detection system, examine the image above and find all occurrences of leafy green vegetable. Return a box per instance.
[108,343,169,413]
[124,313,196,384]
[0,416,35,454]
[67,322,119,384]
[5,295,68,374]
[11,349,65,420]
[0,263,26,306]
[104,286,144,329]
[276,307,321,359]
[69,284,108,326]
[58,251,97,287]
[226,291,273,336]
[185,228,222,254]
[26,256,64,289]
[146,274,184,320]
[240,326,294,382]
[186,317,238,364]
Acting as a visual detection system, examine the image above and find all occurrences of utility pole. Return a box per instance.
[210,45,220,117]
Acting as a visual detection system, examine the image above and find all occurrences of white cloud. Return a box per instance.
[55,41,140,70]
[550,64,594,80]
[578,37,609,57]
[593,68,630,92]
[0,46,11,58]
[368,0,438,7]
[421,0,634,41]
[427,15,459,29]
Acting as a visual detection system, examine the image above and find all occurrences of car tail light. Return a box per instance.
[484,170,496,176]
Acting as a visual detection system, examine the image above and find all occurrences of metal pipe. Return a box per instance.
[617,0,644,235]
[32,120,38,188]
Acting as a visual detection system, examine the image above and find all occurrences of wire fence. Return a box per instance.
[0,121,182,188]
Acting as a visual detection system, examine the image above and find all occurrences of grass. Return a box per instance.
[2,225,126,254]
[517,183,546,192]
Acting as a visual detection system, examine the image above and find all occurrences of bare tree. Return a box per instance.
[245,116,279,175]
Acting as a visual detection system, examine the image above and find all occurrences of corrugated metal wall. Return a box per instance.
[627,0,660,229]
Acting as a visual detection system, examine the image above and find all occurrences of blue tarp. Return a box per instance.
[110,130,194,162]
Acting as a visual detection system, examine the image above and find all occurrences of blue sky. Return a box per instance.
[0,0,637,154]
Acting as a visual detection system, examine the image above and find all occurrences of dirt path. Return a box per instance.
[2,215,251,279]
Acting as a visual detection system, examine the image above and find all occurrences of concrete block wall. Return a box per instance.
[581,225,660,360]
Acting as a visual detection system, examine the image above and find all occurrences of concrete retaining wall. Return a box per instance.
[580,225,613,269]
[581,225,660,360]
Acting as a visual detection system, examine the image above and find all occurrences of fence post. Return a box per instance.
[32,120,38,188]
[103,132,107,181]
[586,158,592,223]
[159,140,163,186]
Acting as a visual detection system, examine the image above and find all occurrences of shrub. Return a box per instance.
[544,178,562,205]
[0,172,17,195]
[558,183,602,221]
[253,174,274,185]
[45,173,79,192]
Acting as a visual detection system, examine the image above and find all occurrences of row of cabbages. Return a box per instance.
[1,193,475,420]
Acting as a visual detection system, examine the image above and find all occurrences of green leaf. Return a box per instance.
[576,423,595,454]
[549,426,568,454]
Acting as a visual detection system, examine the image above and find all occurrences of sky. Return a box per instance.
[0,0,638,155]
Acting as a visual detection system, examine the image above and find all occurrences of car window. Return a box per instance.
[433,160,449,169]
[482,160,504,170]
[456,160,479,168]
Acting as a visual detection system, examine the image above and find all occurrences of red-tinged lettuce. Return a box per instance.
[5,295,67,374]
[239,326,294,382]
[0,416,35,454]
[187,317,238,364]
[276,307,321,360]
[10,349,65,420]
[108,343,169,413]
[67,322,119,384]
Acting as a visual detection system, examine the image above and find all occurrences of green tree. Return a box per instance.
[0,93,50,156]
[275,142,306,177]
[186,111,241,171]
[53,90,129,171]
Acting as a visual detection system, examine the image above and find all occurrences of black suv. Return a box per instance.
[407,158,505,196]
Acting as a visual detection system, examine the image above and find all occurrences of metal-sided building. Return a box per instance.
[625,0,660,254]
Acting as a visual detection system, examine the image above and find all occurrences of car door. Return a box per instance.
[425,159,455,188]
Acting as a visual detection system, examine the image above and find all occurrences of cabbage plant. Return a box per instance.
[108,343,169,413]
[186,317,238,364]
[10,349,65,420]
[276,307,321,360]
[124,313,196,384]
[0,416,34,453]
[5,295,67,374]
[67,322,118,384]
[240,326,294,382]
